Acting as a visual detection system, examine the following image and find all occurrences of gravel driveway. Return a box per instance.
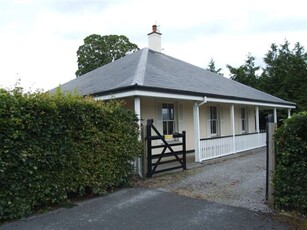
[137,147,270,213]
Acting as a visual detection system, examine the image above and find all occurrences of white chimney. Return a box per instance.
[147,25,162,52]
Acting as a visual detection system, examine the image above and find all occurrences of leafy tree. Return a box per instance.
[261,41,307,112]
[229,41,307,113]
[226,54,260,88]
[207,58,223,75]
[76,34,139,77]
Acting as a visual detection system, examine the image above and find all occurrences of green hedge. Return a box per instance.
[274,111,307,214]
[0,88,141,222]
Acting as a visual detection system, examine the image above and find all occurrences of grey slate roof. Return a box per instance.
[53,48,295,106]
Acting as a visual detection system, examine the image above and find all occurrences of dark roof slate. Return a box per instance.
[53,48,295,106]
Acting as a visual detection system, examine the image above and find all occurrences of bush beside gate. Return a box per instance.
[0,88,141,222]
[274,111,307,214]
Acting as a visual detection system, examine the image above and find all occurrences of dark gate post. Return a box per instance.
[266,114,276,208]
[146,119,153,177]
[182,131,187,170]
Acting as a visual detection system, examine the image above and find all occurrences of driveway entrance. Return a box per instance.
[1,188,290,230]
[1,148,294,230]
[138,147,269,212]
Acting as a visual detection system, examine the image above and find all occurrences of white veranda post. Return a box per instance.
[193,103,201,162]
[230,104,236,153]
[255,105,261,146]
[134,97,142,176]
[256,106,260,133]
[134,97,141,140]
[288,108,291,118]
[274,108,277,124]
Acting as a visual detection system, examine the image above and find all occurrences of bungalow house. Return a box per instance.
[54,25,295,173]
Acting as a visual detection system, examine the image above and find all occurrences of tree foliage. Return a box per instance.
[261,41,307,112]
[76,34,139,77]
[207,58,223,76]
[227,41,307,112]
[227,54,260,88]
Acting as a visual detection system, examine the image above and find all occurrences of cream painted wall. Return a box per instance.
[234,105,256,134]
[199,103,233,137]
[199,103,257,137]
[248,106,256,133]
[120,97,258,152]
[141,97,156,127]
[181,101,195,150]
[221,104,232,136]
[235,106,242,134]
[199,105,207,138]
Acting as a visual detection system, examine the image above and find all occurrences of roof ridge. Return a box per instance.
[131,48,148,86]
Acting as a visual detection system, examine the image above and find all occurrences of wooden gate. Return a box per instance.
[146,119,186,177]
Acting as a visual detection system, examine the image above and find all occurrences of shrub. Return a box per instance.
[274,111,307,214]
[0,87,141,222]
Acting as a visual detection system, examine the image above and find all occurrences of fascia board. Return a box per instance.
[205,97,296,109]
[95,90,203,101]
[95,90,296,109]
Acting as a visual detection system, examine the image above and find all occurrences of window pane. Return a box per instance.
[169,106,174,120]
[241,108,246,132]
[162,103,175,121]
[211,120,217,134]
[162,108,168,120]
[241,108,245,119]
[210,106,217,119]
[209,106,218,135]
[162,104,175,135]
[163,121,167,135]
[168,121,174,134]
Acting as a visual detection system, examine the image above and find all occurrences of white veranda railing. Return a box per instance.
[199,132,266,161]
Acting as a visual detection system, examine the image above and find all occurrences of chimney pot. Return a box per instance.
[152,25,157,33]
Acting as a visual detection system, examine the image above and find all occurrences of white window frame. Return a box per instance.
[156,101,184,140]
[162,103,175,135]
[155,101,185,144]
[240,107,248,133]
[209,106,219,137]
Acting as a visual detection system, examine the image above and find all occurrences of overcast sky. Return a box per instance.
[1,0,307,91]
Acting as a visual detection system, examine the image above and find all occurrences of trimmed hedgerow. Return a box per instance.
[273,111,307,214]
[0,87,141,222]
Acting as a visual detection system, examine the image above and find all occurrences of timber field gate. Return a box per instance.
[145,119,186,177]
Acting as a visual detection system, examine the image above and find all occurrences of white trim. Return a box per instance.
[95,90,203,101]
[95,91,295,109]
[204,97,295,109]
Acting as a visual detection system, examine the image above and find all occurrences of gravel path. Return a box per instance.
[137,147,271,213]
